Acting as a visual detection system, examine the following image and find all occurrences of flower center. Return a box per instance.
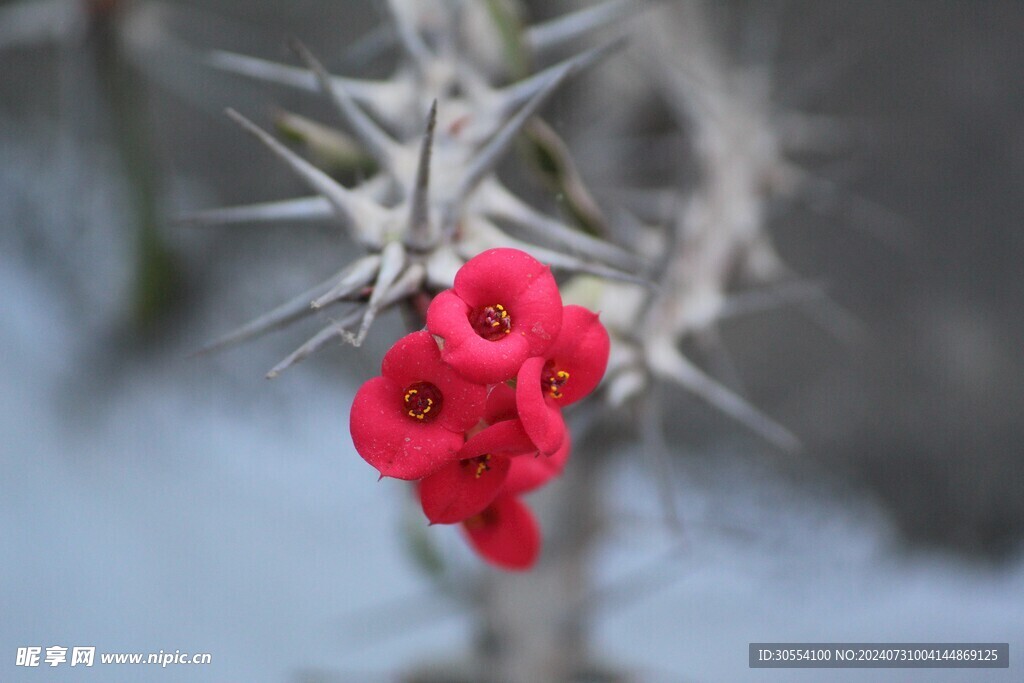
[402,382,442,422]
[541,362,570,399]
[461,454,493,479]
[470,304,512,341]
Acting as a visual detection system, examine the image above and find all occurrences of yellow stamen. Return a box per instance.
[474,454,492,479]
[546,370,570,398]
[403,382,442,422]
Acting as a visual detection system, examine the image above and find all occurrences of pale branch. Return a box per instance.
[288,39,402,175]
[176,196,332,228]
[345,240,407,347]
[524,0,634,58]
[647,340,801,453]
[225,108,386,247]
[406,100,438,250]
[310,254,383,310]
[196,273,343,356]
[477,181,642,271]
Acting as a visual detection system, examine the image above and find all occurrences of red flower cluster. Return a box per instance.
[350,248,609,570]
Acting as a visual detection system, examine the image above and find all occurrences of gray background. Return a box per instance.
[1,1,1021,681]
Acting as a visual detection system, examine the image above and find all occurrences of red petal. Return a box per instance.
[419,455,511,524]
[462,495,541,571]
[460,419,537,459]
[543,305,610,405]
[453,248,554,310]
[381,330,447,386]
[424,289,471,341]
[502,270,563,357]
[504,430,572,496]
[441,328,530,385]
[380,329,488,433]
[349,376,464,480]
[516,357,566,455]
[484,383,519,424]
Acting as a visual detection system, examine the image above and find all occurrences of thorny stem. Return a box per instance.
[476,442,610,683]
[186,1,825,680]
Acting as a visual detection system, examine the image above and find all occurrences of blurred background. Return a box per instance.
[2,0,1022,681]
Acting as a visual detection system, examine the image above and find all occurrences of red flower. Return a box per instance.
[427,248,562,384]
[516,305,610,454]
[419,385,540,524]
[349,331,487,480]
[462,495,541,570]
[346,248,608,572]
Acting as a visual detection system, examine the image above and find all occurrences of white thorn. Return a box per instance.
[224,108,385,247]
